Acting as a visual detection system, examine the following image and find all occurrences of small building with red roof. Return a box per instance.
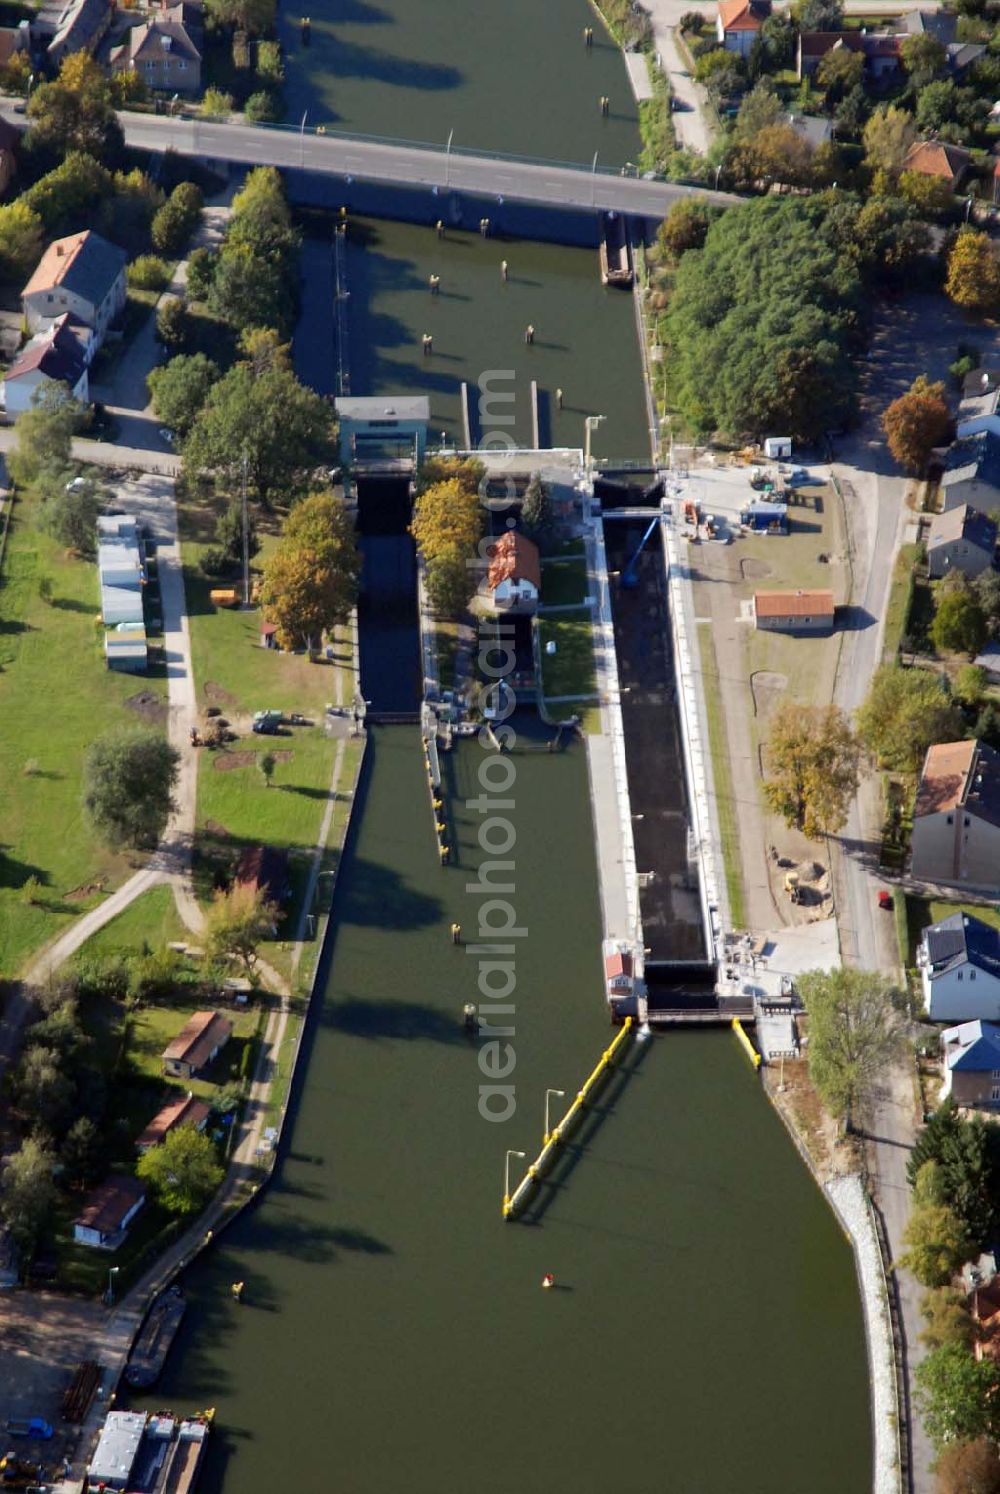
[486,530,541,612]
[136,1093,211,1153]
[717,0,771,56]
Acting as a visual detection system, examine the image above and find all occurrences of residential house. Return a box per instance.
[940,1018,1000,1103]
[902,139,971,191]
[914,914,998,1021]
[487,530,541,612]
[235,845,291,923]
[947,41,986,75]
[0,115,19,199]
[136,1093,210,1152]
[752,589,835,634]
[161,1010,232,1080]
[911,740,1000,886]
[902,9,957,43]
[23,230,127,351]
[927,504,997,580]
[2,315,89,416]
[940,431,1000,513]
[72,1175,145,1249]
[716,0,771,56]
[797,31,901,82]
[110,16,202,94]
[41,0,112,64]
[785,113,834,147]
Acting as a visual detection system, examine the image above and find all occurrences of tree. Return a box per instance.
[206,881,277,971]
[22,152,112,236]
[816,47,864,101]
[151,181,203,255]
[908,1100,999,1243]
[882,375,951,473]
[25,53,123,166]
[245,89,282,124]
[259,492,359,650]
[148,353,220,436]
[899,1161,972,1286]
[693,48,747,101]
[156,295,191,352]
[215,493,259,566]
[424,543,476,618]
[200,87,235,119]
[258,751,276,789]
[657,199,718,260]
[410,477,485,570]
[932,582,988,658]
[0,1137,56,1261]
[207,242,294,335]
[61,1116,105,1191]
[856,665,963,772]
[128,254,170,293]
[759,13,796,69]
[186,246,217,301]
[898,170,954,218]
[956,664,989,706]
[521,474,555,547]
[917,1345,1000,1449]
[41,475,103,557]
[798,0,843,28]
[137,1126,224,1214]
[83,729,179,850]
[14,1045,76,1135]
[762,702,860,838]
[916,79,961,134]
[237,326,291,376]
[798,967,904,1126]
[935,1438,1000,1494]
[975,570,1000,637]
[862,105,916,178]
[902,31,947,86]
[182,364,332,507]
[734,123,815,190]
[920,1287,974,1350]
[734,81,783,140]
[203,0,274,35]
[0,200,43,285]
[8,384,78,491]
[947,231,1000,314]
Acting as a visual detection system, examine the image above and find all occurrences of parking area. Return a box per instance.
[0,1289,109,1475]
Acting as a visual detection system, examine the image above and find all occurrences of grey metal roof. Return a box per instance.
[925,912,1000,981]
[942,1019,1000,1071]
[335,396,430,421]
[88,1410,147,1485]
[928,503,998,554]
[942,430,1000,492]
[902,8,957,42]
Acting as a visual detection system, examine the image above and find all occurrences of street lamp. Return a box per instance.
[445,128,454,190]
[591,150,599,209]
[26,73,35,105]
[106,1265,120,1305]
[503,1149,526,1215]
[544,1088,565,1145]
[584,414,606,472]
[299,109,308,167]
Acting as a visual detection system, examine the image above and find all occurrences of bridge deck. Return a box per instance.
[0,105,737,222]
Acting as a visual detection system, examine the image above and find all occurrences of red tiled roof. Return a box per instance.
[915,740,977,818]
[162,1010,232,1071]
[486,531,541,592]
[74,1175,145,1234]
[719,0,770,30]
[904,140,970,180]
[605,951,633,978]
[136,1093,210,1149]
[754,589,834,619]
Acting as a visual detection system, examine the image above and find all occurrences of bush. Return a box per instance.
[200,547,230,576]
[127,254,170,292]
[244,89,282,123]
[201,88,234,119]
[256,39,284,81]
[151,183,203,256]
[679,9,705,28]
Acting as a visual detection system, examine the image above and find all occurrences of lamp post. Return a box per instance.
[584,414,606,472]
[299,109,308,167]
[503,1149,526,1216]
[106,1265,120,1305]
[26,73,34,105]
[445,128,454,190]
[591,150,599,209]
[544,1088,565,1145]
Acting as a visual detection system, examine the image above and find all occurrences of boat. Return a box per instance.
[87,1409,213,1494]
[125,1287,186,1388]
[599,213,633,287]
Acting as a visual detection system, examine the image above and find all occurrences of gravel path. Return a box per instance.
[827,1174,903,1494]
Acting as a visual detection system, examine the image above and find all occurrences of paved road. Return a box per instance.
[0,106,737,219]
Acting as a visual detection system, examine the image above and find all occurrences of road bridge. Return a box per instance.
[0,106,738,220]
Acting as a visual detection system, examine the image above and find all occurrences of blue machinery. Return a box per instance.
[620,515,661,590]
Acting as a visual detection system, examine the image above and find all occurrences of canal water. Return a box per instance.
[144,735,870,1493]
[295,224,651,459]
[277,0,641,165]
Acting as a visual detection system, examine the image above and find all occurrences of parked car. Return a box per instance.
[252,709,283,735]
[5,1419,53,1441]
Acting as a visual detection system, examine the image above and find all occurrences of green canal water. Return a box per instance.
[329,218,651,457]
[146,725,871,1492]
[277,0,641,164]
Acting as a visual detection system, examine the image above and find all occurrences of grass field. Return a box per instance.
[82,885,188,959]
[698,624,747,930]
[537,610,597,700]
[0,492,168,978]
[882,543,919,665]
[540,558,587,607]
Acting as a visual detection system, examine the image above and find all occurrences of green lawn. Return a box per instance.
[83,885,188,959]
[540,558,588,607]
[698,624,747,930]
[537,610,597,700]
[0,492,168,978]
[882,543,919,664]
[431,619,459,692]
[901,894,1000,969]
